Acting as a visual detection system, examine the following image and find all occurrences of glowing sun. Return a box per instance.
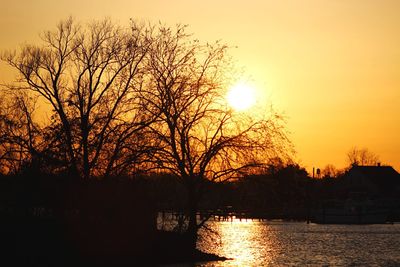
[227,82,256,111]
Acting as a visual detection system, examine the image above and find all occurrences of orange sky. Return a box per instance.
[1,0,399,172]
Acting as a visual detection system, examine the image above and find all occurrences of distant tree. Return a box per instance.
[321,164,341,178]
[347,147,379,167]
[141,25,291,249]
[2,18,157,178]
[237,163,308,217]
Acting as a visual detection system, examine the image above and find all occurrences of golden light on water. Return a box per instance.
[227,82,256,111]
[199,219,278,266]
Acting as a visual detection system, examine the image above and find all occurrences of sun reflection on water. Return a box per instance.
[198,219,279,266]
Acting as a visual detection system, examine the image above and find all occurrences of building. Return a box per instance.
[312,165,400,223]
[343,165,400,198]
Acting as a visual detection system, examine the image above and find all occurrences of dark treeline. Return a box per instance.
[3,160,398,225]
[150,163,311,220]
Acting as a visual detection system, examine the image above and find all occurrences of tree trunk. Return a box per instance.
[186,183,198,251]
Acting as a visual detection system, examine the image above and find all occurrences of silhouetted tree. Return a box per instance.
[321,164,342,178]
[141,25,291,249]
[2,18,157,178]
[347,147,379,167]
[233,162,309,218]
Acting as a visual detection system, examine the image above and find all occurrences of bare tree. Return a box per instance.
[142,25,291,248]
[321,164,342,178]
[2,18,157,178]
[0,91,42,174]
[347,147,379,167]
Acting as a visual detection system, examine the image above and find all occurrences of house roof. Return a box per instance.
[346,165,400,193]
[350,165,399,178]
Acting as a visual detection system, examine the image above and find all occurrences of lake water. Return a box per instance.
[192,220,400,266]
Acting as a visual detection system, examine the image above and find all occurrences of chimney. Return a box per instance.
[377,162,381,167]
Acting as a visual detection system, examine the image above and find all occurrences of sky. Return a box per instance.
[0,0,399,172]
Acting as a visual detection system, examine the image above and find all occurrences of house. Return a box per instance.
[343,165,400,198]
[312,165,400,223]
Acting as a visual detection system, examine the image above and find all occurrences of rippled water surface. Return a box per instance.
[195,220,400,266]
